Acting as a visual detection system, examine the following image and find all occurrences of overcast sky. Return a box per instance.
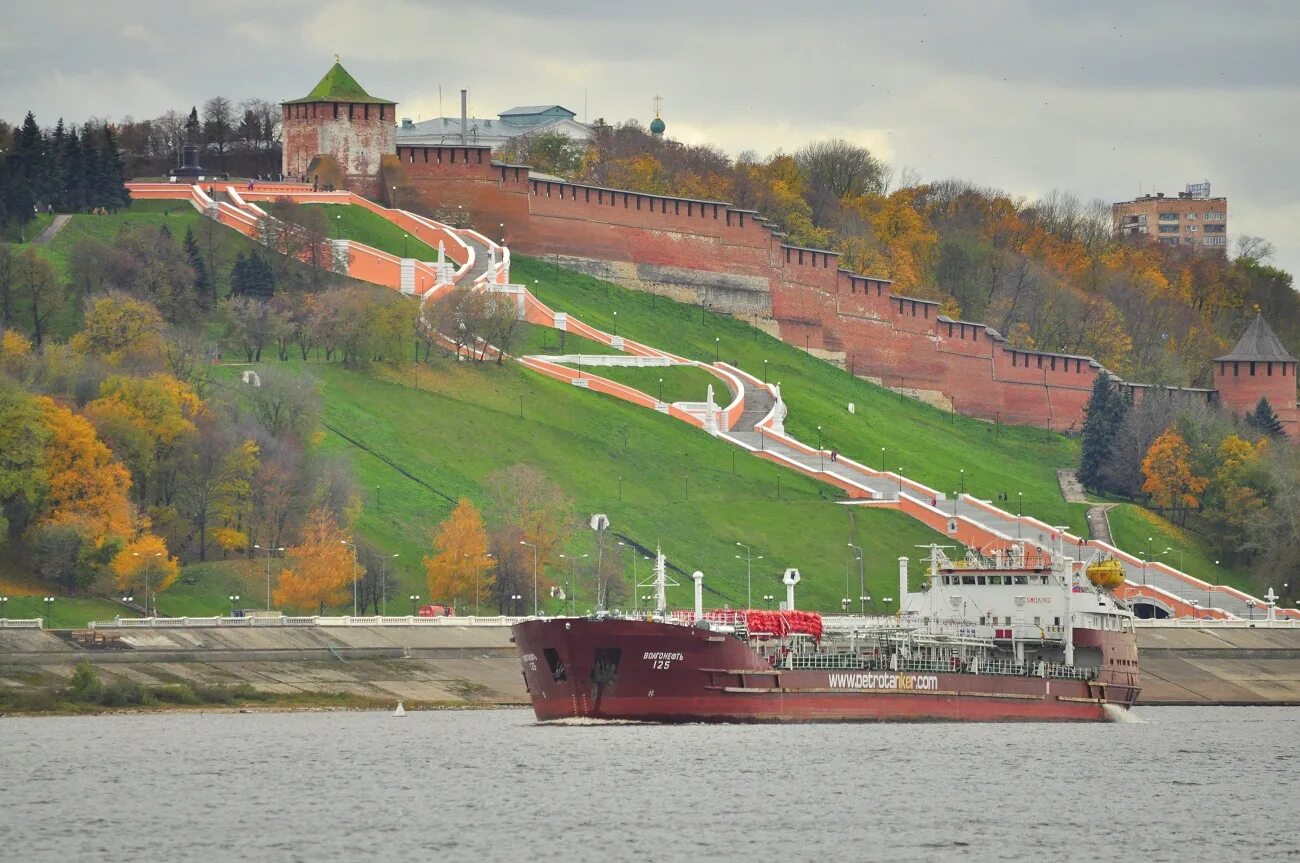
[4,1,1299,277]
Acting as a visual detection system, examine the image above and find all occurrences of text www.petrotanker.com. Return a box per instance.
[827,672,939,691]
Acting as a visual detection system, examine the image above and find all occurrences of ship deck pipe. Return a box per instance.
[692,571,703,619]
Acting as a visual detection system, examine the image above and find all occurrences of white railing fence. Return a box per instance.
[0,618,45,629]
[88,615,531,630]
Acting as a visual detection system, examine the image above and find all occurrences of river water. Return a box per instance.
[3,706,1296,862]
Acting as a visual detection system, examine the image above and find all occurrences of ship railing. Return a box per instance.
[786,653,1100,681]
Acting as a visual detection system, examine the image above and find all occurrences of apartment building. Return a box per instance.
[1113,182,1227,251]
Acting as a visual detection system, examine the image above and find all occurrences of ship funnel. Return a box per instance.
[692,571,703,618]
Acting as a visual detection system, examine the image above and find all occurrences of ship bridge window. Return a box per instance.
[976,576,987,585]
[1033,616,1041,626]
[989,576,1003,585]
[1003,616,1011,625]
[962,575,976,585]
[1054,617,1060,627]
[1014,575,1028,585]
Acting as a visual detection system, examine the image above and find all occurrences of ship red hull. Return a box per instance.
[512,618,1140,723]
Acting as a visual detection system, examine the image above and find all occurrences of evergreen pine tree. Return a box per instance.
[61,127,85,212]
[248,251,276,298]
[102,124,130,210]
[48,119,66,211]
[229,251,249,296]
[1246,396,1286,439]
[82,122,108,211]
[1079,373,1129,491]
[183,226,214,308]
[16,112,46,206]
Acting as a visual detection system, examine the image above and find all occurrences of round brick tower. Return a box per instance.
[281,61,396,198]
[1213,313,1298,438]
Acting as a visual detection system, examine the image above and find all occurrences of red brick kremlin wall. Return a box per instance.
[392,144,1295,434]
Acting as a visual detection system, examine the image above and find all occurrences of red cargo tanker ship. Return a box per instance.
[512,546,1140,723]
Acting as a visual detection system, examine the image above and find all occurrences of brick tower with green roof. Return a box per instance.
[281,60,396,197]
[1213,313,1298,438]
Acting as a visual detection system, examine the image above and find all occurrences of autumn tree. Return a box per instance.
[178,413,259,560]
[424,498,494,612]
[485,464,574,607]
[1141,429,1209,525]
[0,380,49,542]
[85,373,204,507]
[30,396,133,575]
[273,507,353,614]
[110,534,180,595]
[13,249,61,347]
[72,292,165,367]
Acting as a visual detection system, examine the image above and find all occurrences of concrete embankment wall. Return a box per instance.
[0,626,530,707]
[3,625,1298,708]
[1135,627,1300,706]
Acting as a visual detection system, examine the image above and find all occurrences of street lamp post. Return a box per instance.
[763,594,775,609]
[612,310,618,335]
[340,540,359,616]
[511,593,523,616]
[403,232,409,258]
[559,553,588,616]
[254,544,285,611]
[960,468,965,495]
[848,543,864,613]
[0,596,7,618]
[817,425,823,471]
[841,597,850,613]
[735,542,762,609]
[409,594,420,615]
[228,594,240,616]
[43,596,54,622]
[763,359,768,384]
[714,337,720,362]
[860,594,871,613]
[520,541,539,615]
[658,377,664,402]
[133,551,163,617]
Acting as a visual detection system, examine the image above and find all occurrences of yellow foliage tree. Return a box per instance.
[34,396,133,546]
[110,534,180,594]
[273,508,353,614]
[1141,429,1209,525]
[70,292,164,366]
[424,498,494,611]
[1,329,32,376]
[85,373,204,505]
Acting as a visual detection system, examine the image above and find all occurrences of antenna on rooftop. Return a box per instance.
[334,53,340,64]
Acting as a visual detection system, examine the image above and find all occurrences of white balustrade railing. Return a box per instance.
[1134,617,1299,628]
[0,618,45,629]
[539,354,672,367]
[88,615,530,630]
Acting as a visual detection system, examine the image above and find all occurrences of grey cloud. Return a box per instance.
[2,1,1298,275]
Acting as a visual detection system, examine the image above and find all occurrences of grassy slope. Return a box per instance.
[1106,504,1252,592]
[283,203,439,261]
[514,323,622,356]
[213,355,943,614]
[513,256,1089,535]
[40,200,214,278]
[1,213,54,244]
[584,364,727,406]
